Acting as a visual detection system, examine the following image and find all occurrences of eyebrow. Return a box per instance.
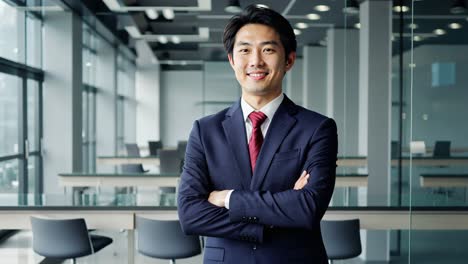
[235,40,280,47]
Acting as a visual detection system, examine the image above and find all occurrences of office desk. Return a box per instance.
[420,174,468,187]
[335,174,368,187]
[58,173,365,188]
[58,173,179,188]
[338,156,468,167]
[2,193,468,263]
[96,156,160,166]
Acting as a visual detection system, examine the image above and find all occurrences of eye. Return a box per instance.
[238,48,249,54]
[263,48,275,54]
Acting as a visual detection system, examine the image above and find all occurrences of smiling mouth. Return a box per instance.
[247,72,269,80]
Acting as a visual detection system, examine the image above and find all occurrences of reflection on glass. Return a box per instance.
[0,159,19,193]
[27,80,39,151]
[0,73,19,156]
[27,156,36,194]
[0,1,19,62]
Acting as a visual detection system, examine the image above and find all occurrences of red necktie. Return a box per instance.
[248,111,267,173]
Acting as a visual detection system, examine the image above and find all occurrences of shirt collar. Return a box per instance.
[241,93,284,122]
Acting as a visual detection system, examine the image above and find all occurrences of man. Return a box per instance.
[178,5,337,264]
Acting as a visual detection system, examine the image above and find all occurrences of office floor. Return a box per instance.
[1,230,467,263]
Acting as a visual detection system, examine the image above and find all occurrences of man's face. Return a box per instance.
[228,23,296,98]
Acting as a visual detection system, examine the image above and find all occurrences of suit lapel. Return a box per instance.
[250,96,298,190]
[222,101,252,190]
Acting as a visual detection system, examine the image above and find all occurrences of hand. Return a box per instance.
[294,170,310,190]
[208,190,230,207]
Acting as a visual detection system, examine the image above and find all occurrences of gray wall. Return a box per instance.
[96,37,117,173]
[160,70,204,147]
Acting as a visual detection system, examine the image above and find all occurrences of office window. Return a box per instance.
[116,53,136,154]
[82,24,98,172]
[0,1,19,62]
[0,73,19,157]
[0,0,44,195]
[26,12,42,68]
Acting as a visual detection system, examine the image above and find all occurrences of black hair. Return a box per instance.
[222,4,297,58]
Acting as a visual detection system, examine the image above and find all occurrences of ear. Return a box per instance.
[285,52,296,72]
[228,53,235,69]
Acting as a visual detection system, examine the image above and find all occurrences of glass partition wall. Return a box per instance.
[0,0,43,198]
[407,0,468,263]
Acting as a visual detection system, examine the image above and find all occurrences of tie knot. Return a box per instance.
[248,111,267,128]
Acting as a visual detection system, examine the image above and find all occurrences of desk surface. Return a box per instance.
[338,156,468,167]
[420,174,468,187]
[1,194,468,230]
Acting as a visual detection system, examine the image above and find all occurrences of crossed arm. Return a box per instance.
[207,170,310,207]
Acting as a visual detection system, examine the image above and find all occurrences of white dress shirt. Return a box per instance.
[224,93,284,209]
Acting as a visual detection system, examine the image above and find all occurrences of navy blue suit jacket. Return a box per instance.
[178,95,337,264]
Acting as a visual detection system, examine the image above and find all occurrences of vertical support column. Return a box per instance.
[303,45,327,114]
[326,29,360,157]
[96,39,117,173]
[359,0,392,261]
[43,12,82,194]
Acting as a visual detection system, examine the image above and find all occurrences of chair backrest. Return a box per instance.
[148,141,163,156]
[433,141,451,158]
[126,143,141,157]
[158,149,181,174]
[391,141,400,159]
[136,217,201,260]
[177,141,188,160]
[122,143,146,173]
[321,219,362,260]
[31,217,92,259]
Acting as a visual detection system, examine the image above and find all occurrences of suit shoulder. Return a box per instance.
[196,107,230,126]
[295,105,333,124]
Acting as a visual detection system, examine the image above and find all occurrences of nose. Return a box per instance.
[249,49,265,68]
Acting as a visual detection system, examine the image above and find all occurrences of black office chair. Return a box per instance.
[148,141,163,156]
[31,217,113,264]
[122,143,148,173]
[321,219,362,263]
[136,216,201,264]
[391,140,400,159]
[433,141,451,157]
[158,149,182,174]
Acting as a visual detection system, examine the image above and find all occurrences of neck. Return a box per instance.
[242,91,282,110]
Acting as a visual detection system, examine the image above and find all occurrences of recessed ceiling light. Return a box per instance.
[293,29,302,35]
[319,39,327,46]
[448,22,462,29]
[162,9,174,20]
[408,23,418,29]
[86,62,92,67]
[145,9,158,20]
[256,4,269,9]
[413,35,422,41]
[433,28,446,35]
[393,5,410,12]
[354,23,361,29]
[171,36,181,44]
[225,0,242,13]
[295,22,308,29]
[158,36,168,44]
[314,5,330,12]
[306,13,321,20]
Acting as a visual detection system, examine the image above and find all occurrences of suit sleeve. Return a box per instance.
[177,120,264,243]
[228,118,337,230]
